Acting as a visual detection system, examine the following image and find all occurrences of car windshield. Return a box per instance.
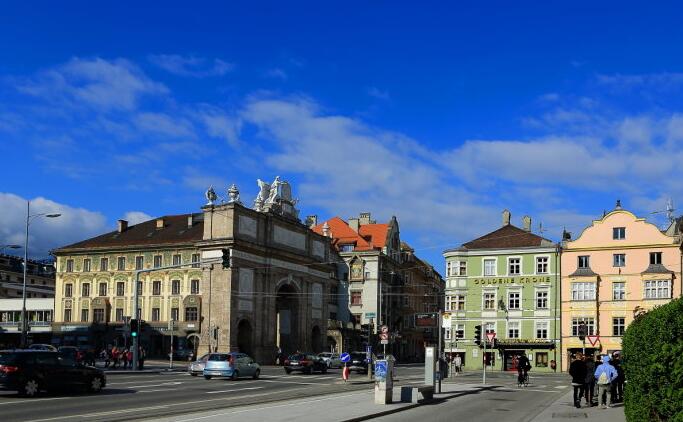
[208,354,230,361]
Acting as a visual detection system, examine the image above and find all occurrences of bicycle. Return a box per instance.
[517,371,529,387]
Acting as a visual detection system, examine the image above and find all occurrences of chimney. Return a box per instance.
[348,217,359,232]
[156,218,164,229]
[117,220,128,233]
[615,199,622,210]
[522,215,531,232]
[187,215,194,228]
[502,209,511,226]
[322,222,331,237]
[306,215,318,228]
[359,212,372,226]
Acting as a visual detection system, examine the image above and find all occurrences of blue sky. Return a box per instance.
[2,1,683,268]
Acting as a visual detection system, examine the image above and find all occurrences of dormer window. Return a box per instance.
[613,227,626,240]
[340,244,355,253]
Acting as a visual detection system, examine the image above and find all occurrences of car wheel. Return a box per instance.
[253,369,260,380]
[204,375,212,380]
[284,368,292,374]
[231,371,239,381]
[190,373,198,377]
[20,378,40,397]
[88,376,104,393]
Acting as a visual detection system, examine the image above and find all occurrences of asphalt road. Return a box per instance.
[0,365,427,422]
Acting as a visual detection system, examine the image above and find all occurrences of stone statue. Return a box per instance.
[267,176,283,204]
[253,176,300,219]
[254,179,271,211]
[227,184,241,204]
[205,186,218,206]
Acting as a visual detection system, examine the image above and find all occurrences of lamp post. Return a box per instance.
[21,201,61,348]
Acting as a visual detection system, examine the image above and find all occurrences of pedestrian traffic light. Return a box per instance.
[474,324,482,346]
[360,324,369,344]
[578,322,588,341]
[130,319,139,337]
[221,248,230,269]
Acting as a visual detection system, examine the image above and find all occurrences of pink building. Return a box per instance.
[560,202,682,370]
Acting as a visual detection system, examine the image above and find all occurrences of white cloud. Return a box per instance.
[0,193,108,258]
[367,87,390,100]
[122,211,153,225]
[191,107,242,146]
[18,57,168,111]
[149,54,234,77]
[133,112,196,139]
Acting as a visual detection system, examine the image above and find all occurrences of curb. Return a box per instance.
[104,368,186,375]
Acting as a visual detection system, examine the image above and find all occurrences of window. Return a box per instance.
[340,245,354,252]
[81,309,89,322]
[93,309,105,323]
[446,294,465,311]
[65,283,73,297]
[64,309,72,322]
[170,307,179,321]
[644,280,671,299]
[190,279,200,295]
[508,258,521,276]
[350,291,362,305]
[135,256,144,270]
[571,318,595,336]
[536,256,549,274]
[444,327,452,340]
[613,254,625,267]
[81,283,90,297]
[613,227,626,240]
[578,255,590,269]
[66,259,74,273]
[484,322,495,334]
[137,281,143,295]
[650,252,662,265]
[172,280,180,295]
[446,261,452,276]
[83,259,91,272]
[483,259,496,276]
[173,254,181,266]
[613,317,626,336]
[612,282,625,301]
[153,281,161,295]
[458,261,466,276]
[507,321,520,339]
[455,324,465,339]
[98,282,107,296]
[483,292,496,310]
[152,308,160,322]
[117,257,126,271]
[191,253,200,268]
[100,257,109,272]
[535,321,549,339]
[153,255,162,268]
[536,352,548,368]
[536,290,548,309]
[508,291,520,310]
[116,282,125,296]
[115,308,124,322]
[571,282,596,300]
[185,307,198,321]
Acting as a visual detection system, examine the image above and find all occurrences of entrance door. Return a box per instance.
[504,350,525,371]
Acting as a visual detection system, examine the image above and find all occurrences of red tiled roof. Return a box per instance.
[359,224,389,249]
[313,217,389,252]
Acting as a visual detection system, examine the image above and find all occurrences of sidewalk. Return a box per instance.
[529,388,626,422]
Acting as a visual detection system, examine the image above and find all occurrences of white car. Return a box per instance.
[318,352,342,368]
[188,353,209,376]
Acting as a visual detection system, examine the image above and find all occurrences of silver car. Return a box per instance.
[203,352,260,380]
[188,353,209,376]
[318,352,342,368]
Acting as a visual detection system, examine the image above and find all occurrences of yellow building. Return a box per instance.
[560,202,682,370]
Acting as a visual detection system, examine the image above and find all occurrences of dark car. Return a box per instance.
[58,346,83,363]
[0,350,106,397]
[284,353,327,375]
[348,352,371,374]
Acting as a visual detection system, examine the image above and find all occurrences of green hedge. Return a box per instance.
[622,297,683,422]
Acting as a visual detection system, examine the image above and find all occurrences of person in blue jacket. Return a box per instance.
[594,355,618,408]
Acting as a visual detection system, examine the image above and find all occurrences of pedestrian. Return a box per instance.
[138,346,146,370]
[112,347,119,369]
[127,349,133,367]
[100,349,109,368]
[569,352,586,408]
[454,354,462,375]
[121,348,129,369]
[583,354,596,407]
[610,352,625,403]
[594,355,618,409]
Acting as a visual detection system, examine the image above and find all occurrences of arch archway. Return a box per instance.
[276,283,299,355]
[236,319,253,356]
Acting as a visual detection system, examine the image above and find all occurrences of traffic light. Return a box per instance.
[130,319,139,337]
[578,322,588,341]
[474,324,482,346]
[221,249,230,269]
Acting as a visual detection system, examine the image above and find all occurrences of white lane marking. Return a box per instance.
[30,405,170,421]
[125,381,183,389]
[0,396,72,405]
[260,379,322,385]
[206,387,263,394]
[555,385,568,389]
[109,378,188,386]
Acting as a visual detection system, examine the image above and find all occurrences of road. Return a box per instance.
[0,365,426,422]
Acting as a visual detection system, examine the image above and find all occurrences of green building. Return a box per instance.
[442,210,561,372]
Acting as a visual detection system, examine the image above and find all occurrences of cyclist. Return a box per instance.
[517,354,531,386]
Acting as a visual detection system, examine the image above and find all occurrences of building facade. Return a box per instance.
[443,210,561,372]
[560,202,682,370]
[0,254,55,299]
[0,298,54,347]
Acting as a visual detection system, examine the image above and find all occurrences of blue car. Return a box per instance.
[203,352,260,380]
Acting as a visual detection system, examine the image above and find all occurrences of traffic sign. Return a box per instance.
[380,325,389,334]
[379,332,389,340]
[486,332,496,342]
[380,339,389,345]
[587,335,600,346]
[365,346,372,362]
[340,352,351,363]
[375,360,387,379]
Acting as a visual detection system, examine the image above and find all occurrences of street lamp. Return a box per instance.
[21,201,61,348]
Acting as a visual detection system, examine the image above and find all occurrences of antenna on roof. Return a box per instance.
[651,198,676,226]
[538,221,547,235]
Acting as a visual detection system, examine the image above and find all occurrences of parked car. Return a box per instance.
[317,352,342,368]
[188,353,209,376]
[203,352,260,380]
[348,352,371,374]
[58,346,83,363]
[284,353,327,374]
[0,350,106,397]
[27,344,57,352]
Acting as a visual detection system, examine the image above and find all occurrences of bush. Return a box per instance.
[622,297,683,422]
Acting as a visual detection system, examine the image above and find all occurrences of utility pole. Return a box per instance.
[437,309,442,393]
